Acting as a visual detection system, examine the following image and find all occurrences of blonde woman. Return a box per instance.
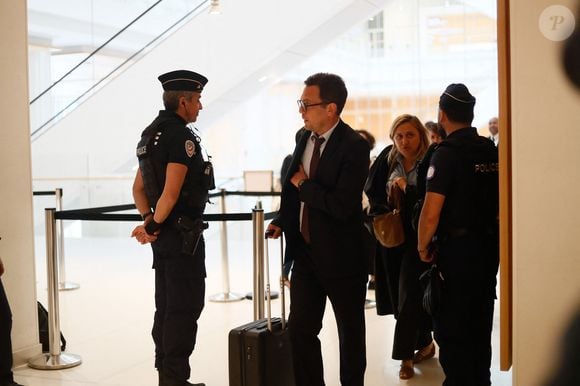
[374,114,435,379]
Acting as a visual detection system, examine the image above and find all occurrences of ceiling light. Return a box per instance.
[209,0,221,15]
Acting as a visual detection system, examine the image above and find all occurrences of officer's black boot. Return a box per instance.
[159,372,205,386]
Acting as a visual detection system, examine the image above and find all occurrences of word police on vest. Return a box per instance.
[474,162,499,173]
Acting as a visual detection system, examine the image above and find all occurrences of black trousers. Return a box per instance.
[0,279,14,384]
[434,236,496,386]
[152,238,206,382]
[392,248,433,360]
[288,249,367,386]
[375,245,432,359]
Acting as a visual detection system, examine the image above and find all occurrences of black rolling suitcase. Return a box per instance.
[228,236,295,386]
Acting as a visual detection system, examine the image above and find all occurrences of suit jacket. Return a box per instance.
[273,120,370,278]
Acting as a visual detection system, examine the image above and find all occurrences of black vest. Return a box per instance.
[136,111,213,220]
[438,132,499,235]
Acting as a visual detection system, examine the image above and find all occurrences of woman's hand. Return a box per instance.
[392,177,407,192]
[388,178,406,206]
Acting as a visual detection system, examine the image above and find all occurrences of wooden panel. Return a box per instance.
[498,0,513,371]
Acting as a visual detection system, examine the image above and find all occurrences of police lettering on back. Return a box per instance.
[474,162,498,173]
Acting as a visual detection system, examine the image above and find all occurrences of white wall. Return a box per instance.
[510,1,580,385]
[0,1,42,365]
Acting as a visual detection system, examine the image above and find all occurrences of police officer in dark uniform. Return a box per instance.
[417,83,499,386]
[131,70,214,386]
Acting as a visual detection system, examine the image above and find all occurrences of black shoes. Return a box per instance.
[159,371,205,386]
[163,380,205,386]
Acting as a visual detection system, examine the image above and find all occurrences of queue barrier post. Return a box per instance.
[209,189,244,302]
[55,188,79,291]
[29,208,82,370]
[252,201,265,320]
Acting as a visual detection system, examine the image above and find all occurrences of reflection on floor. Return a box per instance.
[14,225,512,386]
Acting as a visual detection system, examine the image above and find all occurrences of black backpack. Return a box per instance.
[37,301,67,352]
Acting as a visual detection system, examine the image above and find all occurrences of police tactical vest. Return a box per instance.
[439,134,499,233]
[136,113,213,218]
[136,122,166,207]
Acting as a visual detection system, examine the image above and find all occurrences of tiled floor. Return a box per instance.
[14,219,512,386]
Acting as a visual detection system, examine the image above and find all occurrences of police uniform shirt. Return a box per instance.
[425,127,477,233]
[145,110,207,218]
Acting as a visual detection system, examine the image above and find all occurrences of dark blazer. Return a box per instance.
[272,120,370,278]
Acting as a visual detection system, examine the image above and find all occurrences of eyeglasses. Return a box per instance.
[297,99,329,111]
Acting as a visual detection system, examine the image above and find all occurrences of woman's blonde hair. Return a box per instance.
[387,114,430,167]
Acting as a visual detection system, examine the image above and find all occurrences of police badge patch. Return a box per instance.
[185,140,196,157]
[426,166,435,180]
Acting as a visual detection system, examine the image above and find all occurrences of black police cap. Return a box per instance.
[439,83,476,113]
[158,70,208,92]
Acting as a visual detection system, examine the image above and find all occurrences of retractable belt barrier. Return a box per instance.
[31,190,281,368]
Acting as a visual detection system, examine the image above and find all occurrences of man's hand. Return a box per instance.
[266,224,282,239]
[290,164,308,188]
[418,248,434,263]
[131,225,158,244]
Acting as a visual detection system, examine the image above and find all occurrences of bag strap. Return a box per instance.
[388,184,404,211]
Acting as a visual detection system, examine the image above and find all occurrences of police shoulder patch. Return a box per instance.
[426,166,435,180]
[185,140,196,157]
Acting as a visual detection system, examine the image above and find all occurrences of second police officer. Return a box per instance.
[417,83,499,386]
[131,70,214,386]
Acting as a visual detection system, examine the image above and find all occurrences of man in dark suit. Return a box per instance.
[488,116,499,146]
[267,73,370,386]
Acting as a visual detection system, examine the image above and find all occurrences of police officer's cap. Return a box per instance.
[158,70,208,92]
[439,83,475,113]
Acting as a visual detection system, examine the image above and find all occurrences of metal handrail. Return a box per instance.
[29,0,162,104]
[30,0,209,140]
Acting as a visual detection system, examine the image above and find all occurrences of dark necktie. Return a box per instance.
[301,135,325,244]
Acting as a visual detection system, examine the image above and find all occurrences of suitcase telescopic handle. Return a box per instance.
[264,233,286,332]
[280,236,286,329]
[264,234,272,332]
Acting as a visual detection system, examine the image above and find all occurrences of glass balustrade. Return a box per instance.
[28,0,208,140]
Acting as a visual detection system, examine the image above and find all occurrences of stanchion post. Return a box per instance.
[29,208,82,370]
[209,189,244,302]
[252,200,265,320]
[55,188,79,291]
